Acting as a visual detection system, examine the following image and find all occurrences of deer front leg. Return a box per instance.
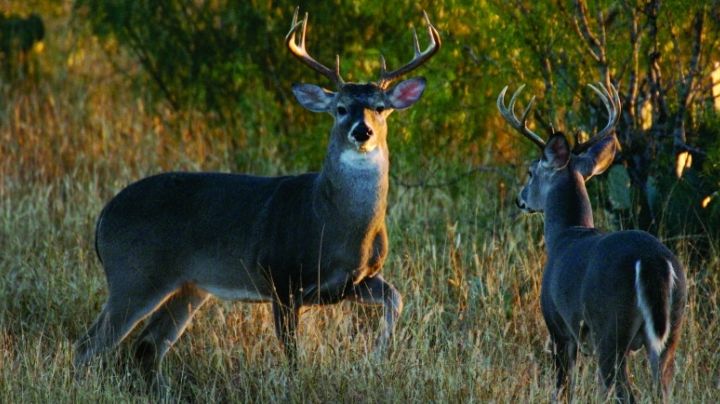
[346,275,403,354]
[272,300,300,366]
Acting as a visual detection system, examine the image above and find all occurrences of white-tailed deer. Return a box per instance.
[74,8,440,389]
[497,83,686,403]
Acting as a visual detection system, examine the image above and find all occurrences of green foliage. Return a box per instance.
[69,0,720,242]
[72,0,522,170]
[487,0,720,242]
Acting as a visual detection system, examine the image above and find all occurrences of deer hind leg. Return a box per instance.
[597,338,636,404]
[74,280,178,369]
[652,320,681,403]
[658,346,677,404]
[645,346,668,404]
[134,283,209,391]
[346,275,403,355]
[550,336,577,403]
[74,307,111,368]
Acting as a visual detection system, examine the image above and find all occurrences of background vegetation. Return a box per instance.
[2,0,719,402]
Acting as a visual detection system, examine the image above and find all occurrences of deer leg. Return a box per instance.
[134,284,209,393]
[646,342,664,402]
[74,282,177,369]
[272,300,300,365]
[597,341,635,404]
[656,325,681,403]
[658,349,676,404]
[345,275,403,354]
[550,337,577,403]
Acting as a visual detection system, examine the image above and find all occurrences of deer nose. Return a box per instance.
[351,122,373,143]
[516,197,525,209]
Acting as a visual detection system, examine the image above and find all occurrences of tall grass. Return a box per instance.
[2,8,719,403]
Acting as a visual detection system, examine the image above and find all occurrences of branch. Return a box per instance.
[572,0,601,62]
[517,1,557,121]
[122,23,180,110]
[645,0,669,125]
[672,9,705,149]
[572,0,610,87]
[625,3,641,129]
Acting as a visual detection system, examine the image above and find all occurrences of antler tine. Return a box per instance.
[412,28,421,56]
[496,85,546,149]
[575,82,621,153]
[285,7,344,87]
[377,10,441,89]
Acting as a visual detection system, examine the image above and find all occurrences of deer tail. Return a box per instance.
[635,259,677,354]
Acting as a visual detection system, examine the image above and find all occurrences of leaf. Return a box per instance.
[646,176,660,214]
[607,165,632,210]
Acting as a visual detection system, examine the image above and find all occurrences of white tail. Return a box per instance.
[635,260,675,354]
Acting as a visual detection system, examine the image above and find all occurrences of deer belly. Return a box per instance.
[201,284,273,302]
[188,255,273,302]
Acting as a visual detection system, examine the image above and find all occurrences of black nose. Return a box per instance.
[351,123,373,142]
[515,197,525,209]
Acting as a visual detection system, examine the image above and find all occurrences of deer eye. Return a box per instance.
[337,106,348,115]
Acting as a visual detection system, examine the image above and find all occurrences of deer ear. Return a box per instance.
[386,77,426,110]
[292,84,335,112]
[542,134,571,169]
[575,134,619,180]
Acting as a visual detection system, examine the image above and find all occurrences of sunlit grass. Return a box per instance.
[2,134,718,401]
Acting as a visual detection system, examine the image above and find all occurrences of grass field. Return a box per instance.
[2,9,720,404]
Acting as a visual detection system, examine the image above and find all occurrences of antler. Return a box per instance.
[377,11,441,89]
[285,7,344,88]
[574,82,621,153]
[496,84,546,149]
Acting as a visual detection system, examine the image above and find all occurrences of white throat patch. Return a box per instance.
[339,148,384,170]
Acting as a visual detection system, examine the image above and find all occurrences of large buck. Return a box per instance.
[497,83,686,403]
[74,8,440,389]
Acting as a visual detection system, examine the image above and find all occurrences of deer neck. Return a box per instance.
[315,142,389,222]
[543,169,594,252]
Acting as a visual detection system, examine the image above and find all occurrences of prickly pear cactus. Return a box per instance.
[607,165,632,210]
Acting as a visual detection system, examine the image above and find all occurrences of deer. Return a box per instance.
[497,82,686,403]
[74,8,440,390]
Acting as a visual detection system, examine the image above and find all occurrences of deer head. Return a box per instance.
[497,83,621,213]
[286,8,440,157]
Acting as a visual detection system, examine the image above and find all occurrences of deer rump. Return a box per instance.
[95,172,386,305]
[542,228,681,355]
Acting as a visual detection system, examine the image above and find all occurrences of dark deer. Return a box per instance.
[74,8,440,390]
[497,83,686,403]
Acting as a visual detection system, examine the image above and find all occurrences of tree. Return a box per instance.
[489,0,720,238]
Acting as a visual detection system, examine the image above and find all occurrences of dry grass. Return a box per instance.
[2,8,719,404]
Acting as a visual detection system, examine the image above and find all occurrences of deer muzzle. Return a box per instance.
[351,122,374,143]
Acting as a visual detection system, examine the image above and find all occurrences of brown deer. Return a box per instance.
[497,83,686,403]
[74,8,440,390]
